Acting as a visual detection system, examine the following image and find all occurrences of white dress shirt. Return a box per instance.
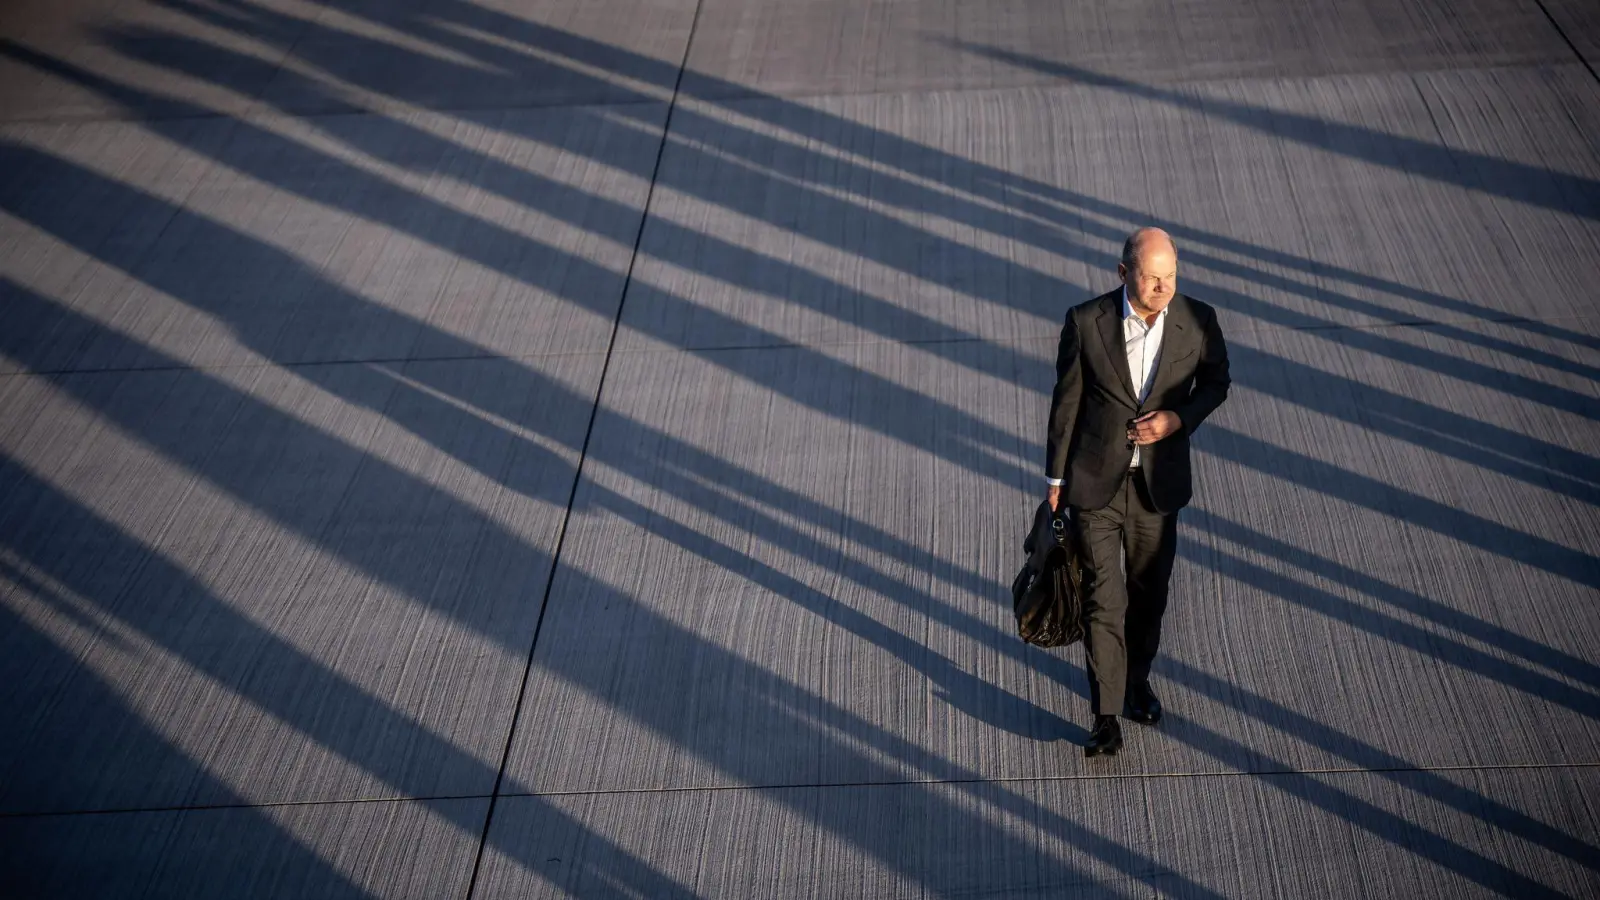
[1047,289,1167,486]
[1123,289,1167,468]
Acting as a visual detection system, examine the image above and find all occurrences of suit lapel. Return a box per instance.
[1145,293,1196,406]
[1095,292,1140,406]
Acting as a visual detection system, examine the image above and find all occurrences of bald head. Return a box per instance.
[1118,227,1178,317]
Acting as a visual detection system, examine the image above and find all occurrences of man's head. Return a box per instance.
[1118,227,1178,316]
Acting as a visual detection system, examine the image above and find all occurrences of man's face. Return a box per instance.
[1119,246,1178,315]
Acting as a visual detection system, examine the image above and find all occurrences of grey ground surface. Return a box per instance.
[1,1,1597,897]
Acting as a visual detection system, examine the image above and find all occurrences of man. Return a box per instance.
[1045,227,1230,757]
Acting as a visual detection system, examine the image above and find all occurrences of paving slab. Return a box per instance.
[0,102,662,373]
[1179,320,1600,772]
[0,119,232,376]
[477,777,1158,899]
[0,348,604,813]
[1416,64,1600,184]
[620,88,1100,352]
[502,322,1600,795]
[2,0,1598,895]
[504,337,1042,793]
[618,67,1600,360]
[1540,0,1600,71]
[476,767,1600,898]
[262,0,697,115]
[0,0,318,123]
[1177,64,1600,328]
[681,0,1567,101]
[0,797,486,899]
[0,0,697,122]
[1208,318,1600,554]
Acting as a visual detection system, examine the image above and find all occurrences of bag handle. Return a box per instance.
[1049,502,1070,540]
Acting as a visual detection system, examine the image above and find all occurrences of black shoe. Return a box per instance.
[1125,681,1162,726]
[1084,714,1123,757]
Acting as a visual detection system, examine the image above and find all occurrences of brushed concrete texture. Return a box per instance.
[0,0,316,123]
[0,117,230,376]
[616,89,1093,353]
[476,767,1600,898]
[681,0,1568,101]
[1179,319,1600,772]
[256,0,697,115]
[0,350,604,813]
[0,103,663,372]
[476,777,1158,899]
[1415,64,1600,182]
[616,66,1600,358]
[1144,766,1600,899]
[1173,65,1600,326]
[504,319,1599,795]
[505,337,1046,793]
[2,0,1599,895]
[0,0,696,122]
[0,797,486,899]
[1408,65,1600,314]
[1541,0,1600,71]
[1205,318,1600,564]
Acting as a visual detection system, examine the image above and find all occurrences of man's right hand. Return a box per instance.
[1047,484,1062,511]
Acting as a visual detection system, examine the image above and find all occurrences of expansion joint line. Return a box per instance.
[1529,0,1600,84]
[461,2,708,897]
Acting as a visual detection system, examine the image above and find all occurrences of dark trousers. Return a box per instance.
[1073,469,1179,715]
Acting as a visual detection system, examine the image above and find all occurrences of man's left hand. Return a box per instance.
[1128,411,1181,445]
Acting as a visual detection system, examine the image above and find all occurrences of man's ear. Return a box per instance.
[1117,263,1128,281]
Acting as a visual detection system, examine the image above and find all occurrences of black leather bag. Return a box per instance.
[1011,501,1085,647]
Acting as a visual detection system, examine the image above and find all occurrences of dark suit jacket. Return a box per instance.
[1046,289,1230,514]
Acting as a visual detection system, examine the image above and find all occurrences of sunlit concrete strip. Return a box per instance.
[1186,508,1600,692]
[425,19,679,105]
[4,113,1590,616]
[0,345,598,790]
[0,426,1154,897]
[0,548,481,897]
[0,479,687,898]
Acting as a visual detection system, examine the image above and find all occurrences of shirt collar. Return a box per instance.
[1122,287,1169,323]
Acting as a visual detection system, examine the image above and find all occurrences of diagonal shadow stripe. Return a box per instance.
[0,281,1186,898]
[3,79,1595,716]
[1191,510,1600,690]
[945,42,1600,223]
[310,0,1600,359]
[0,606,399,900]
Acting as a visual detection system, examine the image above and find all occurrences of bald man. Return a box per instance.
[1046,228,1231,756]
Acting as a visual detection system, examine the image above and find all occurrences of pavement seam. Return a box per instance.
[433,760,1600,796]
[8,760,1600,820]
[0,56,1589,128]
[1528,0,1600,85]
[458,0,709,895]
[3,312,1596,381]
